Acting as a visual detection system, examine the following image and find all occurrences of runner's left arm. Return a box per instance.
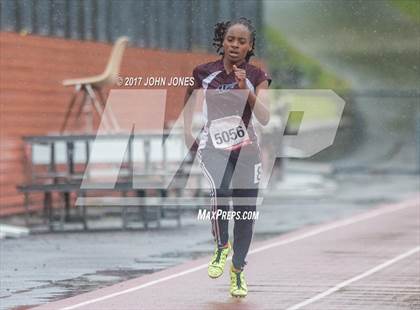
[246,80,270,126]
[233,65,270,126]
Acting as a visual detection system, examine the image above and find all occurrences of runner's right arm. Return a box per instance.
[183,85,196,149]
[183,66,204,150]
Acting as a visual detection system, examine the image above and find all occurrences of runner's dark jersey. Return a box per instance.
[192,58,271,151]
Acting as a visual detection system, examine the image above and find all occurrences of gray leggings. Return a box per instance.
[198,145,261,269]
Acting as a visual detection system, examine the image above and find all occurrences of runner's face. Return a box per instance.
[223,24,252,63]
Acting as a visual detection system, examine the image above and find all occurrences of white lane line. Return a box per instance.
[286,246,420,310]
[249,198,416,254]
[57,198,416,310]
[60,264,208,310]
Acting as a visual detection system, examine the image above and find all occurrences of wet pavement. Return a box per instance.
[1,168,418,310]
[28,196,420,310]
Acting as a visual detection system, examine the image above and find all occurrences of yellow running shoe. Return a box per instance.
[230,265,248,297]
[208,242,231,279]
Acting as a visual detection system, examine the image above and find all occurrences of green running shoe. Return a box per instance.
[230,265,248,298]
[208,242,231,279]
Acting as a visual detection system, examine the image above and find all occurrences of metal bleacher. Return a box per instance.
[18,132,204,231]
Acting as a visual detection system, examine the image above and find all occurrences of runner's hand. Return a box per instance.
[233,65,247,89]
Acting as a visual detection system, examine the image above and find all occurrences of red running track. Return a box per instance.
[32,195,420,310]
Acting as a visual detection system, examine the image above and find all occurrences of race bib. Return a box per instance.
[209,116,251,150]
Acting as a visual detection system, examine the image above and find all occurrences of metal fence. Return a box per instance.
[0,0,264,53]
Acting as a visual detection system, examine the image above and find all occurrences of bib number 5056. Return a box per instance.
[214,126,245,145]
[209,116,250,150]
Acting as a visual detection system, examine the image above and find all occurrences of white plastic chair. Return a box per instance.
[61,36,129,133]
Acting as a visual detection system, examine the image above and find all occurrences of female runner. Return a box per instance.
[183,17,271,297]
